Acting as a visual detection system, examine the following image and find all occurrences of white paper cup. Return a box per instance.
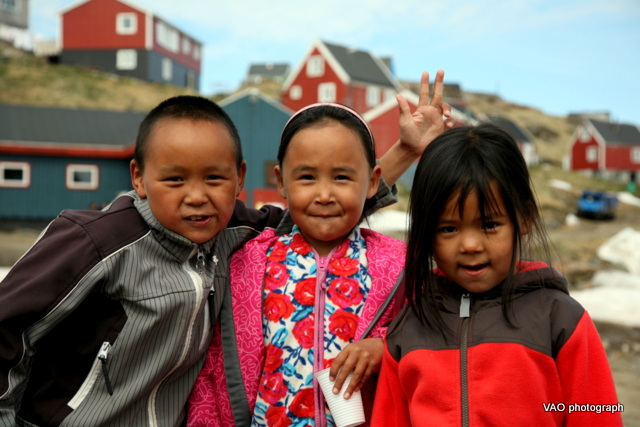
[314,367,365,427]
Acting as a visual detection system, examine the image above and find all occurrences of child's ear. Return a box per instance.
[520,217,533,235]
[366,165,383,199]
[274,165,286,199]
[130,159,147,198]
[235,161,247,197]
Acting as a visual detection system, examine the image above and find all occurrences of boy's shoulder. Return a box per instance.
[57,194,149,251]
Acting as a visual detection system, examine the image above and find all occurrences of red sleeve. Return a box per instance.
[370,343,412,426]
[556,311,623,426]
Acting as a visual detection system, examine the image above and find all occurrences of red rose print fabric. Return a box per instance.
[251,226,371,426]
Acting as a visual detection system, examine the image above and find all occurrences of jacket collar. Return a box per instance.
[128,191,216,263]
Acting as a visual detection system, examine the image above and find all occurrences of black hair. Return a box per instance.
[134,95,243,171]
[405,123,551,333]
[278,104,376,168]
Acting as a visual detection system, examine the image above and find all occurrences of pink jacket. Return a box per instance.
[188,227,406,426]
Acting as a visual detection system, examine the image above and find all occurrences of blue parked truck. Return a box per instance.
[576,190,618,219]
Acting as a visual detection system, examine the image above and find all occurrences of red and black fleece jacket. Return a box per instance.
[371,262,623,426]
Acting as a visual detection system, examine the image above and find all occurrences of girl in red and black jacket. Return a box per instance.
[372,124,623,426]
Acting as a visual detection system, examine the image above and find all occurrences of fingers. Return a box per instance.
[430,69,445,107]
[396,93,411,120]
[417,71,431,107]
[417,70,446,108]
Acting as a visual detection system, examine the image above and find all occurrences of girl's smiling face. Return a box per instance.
[433,183,516,293]
[275,121,381,256]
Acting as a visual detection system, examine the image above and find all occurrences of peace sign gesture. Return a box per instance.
[397,70,454,157]
[379,70,454,185]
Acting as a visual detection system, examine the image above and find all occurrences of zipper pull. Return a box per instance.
[460,294,470,318]
[98,341,114,395]
[208,253,219,327]
[196,247,206,273]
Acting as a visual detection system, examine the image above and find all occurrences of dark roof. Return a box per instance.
[323,41,396,88]
[590,119,640,146]
[487,116,533,143]
[0,104,145,147]
[247,63,290,77]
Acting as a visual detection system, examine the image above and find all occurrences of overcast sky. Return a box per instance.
[31,0,640,125]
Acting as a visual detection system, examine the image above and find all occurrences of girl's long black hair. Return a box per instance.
[405,123,551,333]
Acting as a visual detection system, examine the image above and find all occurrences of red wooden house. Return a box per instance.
[281,39,403,114]
[569,119,640,183]
[59,0,202,90]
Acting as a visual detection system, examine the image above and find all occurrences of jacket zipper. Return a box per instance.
[147,245,206,427]
[460,294,470,427]
[67,341,113,409]
[98,341,114,395]
[313,248,337,427]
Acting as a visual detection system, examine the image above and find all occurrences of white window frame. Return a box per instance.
[162,58,173,81]
[384,88,396,102]
[116,12,137,35]
[0,161,30,188]
[318,82,336,103]
[579,127,590,142]
[307,55,325,77]
[586,146,598,163]
[116,49,137,70]
[66,164,99,190]
[632,147,640,164]
[366,86,381,107]
[193,45,200,61]
[289,85,302,100]
[155,21,179,53]
[181,37,191,55]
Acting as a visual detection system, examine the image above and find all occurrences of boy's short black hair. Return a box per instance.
[134,95,243,170]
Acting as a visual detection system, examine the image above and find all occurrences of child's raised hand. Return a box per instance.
[327,338,384,400]
[397,70,454,157]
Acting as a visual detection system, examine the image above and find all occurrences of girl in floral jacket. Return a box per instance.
[188,72,453,427]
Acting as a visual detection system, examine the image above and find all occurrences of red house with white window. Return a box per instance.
[569,119,640,183]
[60,0,202,90]
[281,39,402,115]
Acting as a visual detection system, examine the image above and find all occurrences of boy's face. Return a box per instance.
[130,118,246,244]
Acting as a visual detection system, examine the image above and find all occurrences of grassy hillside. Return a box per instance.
[0,44,199,112]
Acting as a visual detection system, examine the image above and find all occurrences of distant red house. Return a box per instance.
[60,0,202,90]
[281,39,402,114]
[569,120,640,182]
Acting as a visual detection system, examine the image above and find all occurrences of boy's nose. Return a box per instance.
[185,184,208,205]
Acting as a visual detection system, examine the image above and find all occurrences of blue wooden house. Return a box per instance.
[219,88,293,208]
[0,103,144,221]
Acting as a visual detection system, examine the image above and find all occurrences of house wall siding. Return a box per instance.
[60,49,149,81]
[222,96,290,207]
[571,137,600,170]
[63,0,146,49]
[606,146,637,170]
[0,154,131,220]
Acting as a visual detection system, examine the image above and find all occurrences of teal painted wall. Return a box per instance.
[222,95,291,206]
[0,154,131,220]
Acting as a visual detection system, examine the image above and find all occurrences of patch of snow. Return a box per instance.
[617,191,640,207]
[597,227,640,275]
[565,213,580,227]
[571,270,640,328]
[549,179,572,191]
